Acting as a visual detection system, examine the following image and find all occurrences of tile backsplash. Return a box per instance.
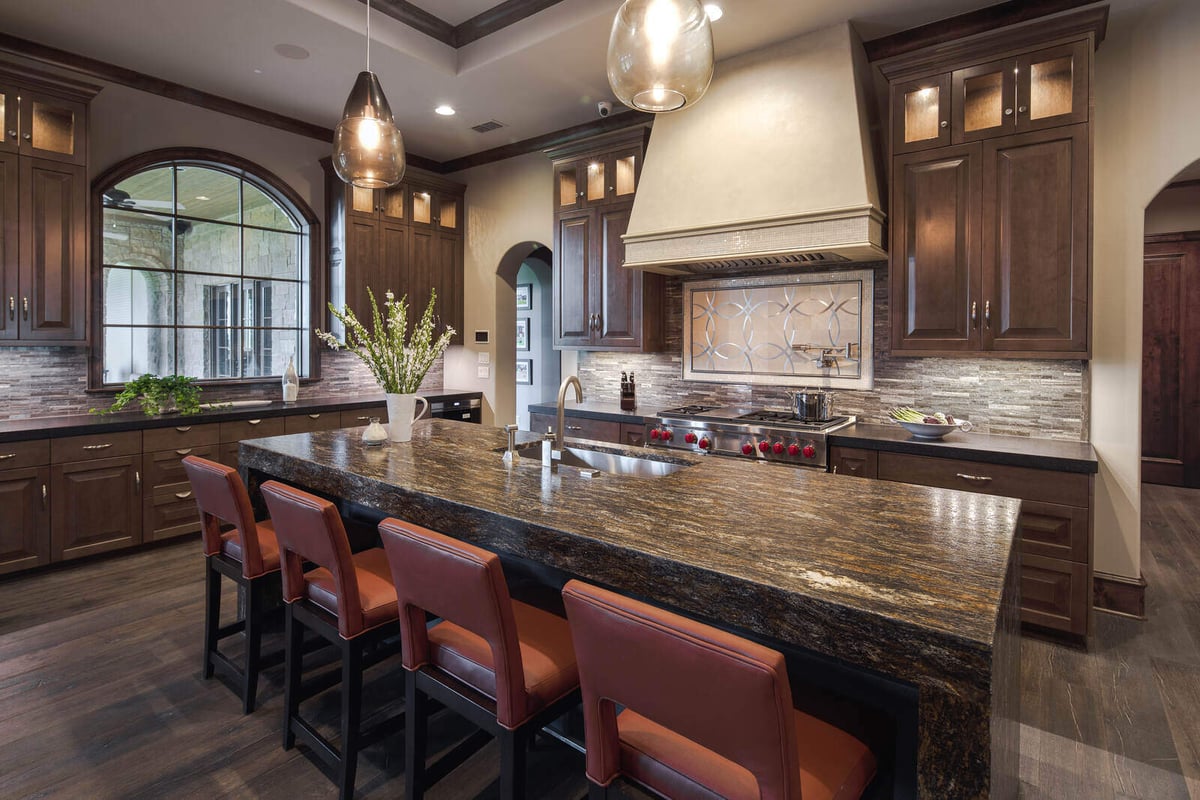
[579,264,1088,440]
[0,348,442,421]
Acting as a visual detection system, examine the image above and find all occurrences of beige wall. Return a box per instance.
[1091,0,1200,579]
[445,152,554,426]
[1145,183,1200,234]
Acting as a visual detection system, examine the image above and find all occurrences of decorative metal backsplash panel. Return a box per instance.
[683,269,874,389]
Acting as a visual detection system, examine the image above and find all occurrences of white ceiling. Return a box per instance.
[0,0,1006,162]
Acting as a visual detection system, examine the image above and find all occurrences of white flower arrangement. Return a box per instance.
[316,288,455,395]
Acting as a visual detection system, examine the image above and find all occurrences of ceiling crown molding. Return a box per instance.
[361,0,570,48]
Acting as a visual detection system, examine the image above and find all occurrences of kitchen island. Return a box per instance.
[240,420,1021,799]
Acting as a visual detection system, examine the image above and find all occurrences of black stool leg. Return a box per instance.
[405,671,428,800]
[203,557,221,679]
[588,782,611,800]
[337,639,363,800]
[282,604,303,750]
[242,578,263,714]
[499,726,528,800]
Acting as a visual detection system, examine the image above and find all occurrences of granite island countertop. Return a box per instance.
[240,420,1021,797]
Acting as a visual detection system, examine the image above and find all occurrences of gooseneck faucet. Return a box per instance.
[555,375,583,453]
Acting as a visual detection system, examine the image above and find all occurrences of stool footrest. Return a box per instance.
[425,728,494,787]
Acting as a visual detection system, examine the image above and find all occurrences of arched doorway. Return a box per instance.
[493,242,559,427]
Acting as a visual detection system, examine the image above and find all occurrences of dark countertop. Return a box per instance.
[528,400,656,425]
[831,423,1098,474]
[241,420,1021,797]
[0,389,483,443]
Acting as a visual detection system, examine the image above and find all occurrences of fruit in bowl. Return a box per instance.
[888,407,974,440]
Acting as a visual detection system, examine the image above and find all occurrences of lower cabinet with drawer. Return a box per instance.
[51,454,143,562]
[142,443,218,542]
[0,465,51,574]
[529,412,647,447]
[829,445,1093,641]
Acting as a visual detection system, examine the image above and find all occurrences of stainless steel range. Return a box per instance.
[645,405,855,469]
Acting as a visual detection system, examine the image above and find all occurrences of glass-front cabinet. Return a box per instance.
[347,183,405,223]
[409,186,462,234]
[891,75,951,154]
[553,148,641,210]
[0,79,89,165]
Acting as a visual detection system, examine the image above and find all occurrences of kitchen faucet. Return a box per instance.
[555,375,583,455]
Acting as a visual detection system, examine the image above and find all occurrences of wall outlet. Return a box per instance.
[477,365,490,379]
[478,351,490,364]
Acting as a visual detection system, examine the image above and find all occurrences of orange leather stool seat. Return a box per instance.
[259,481,402,800]
[182,456,282,714]
[562,579,877,800]
[378,518,581,800]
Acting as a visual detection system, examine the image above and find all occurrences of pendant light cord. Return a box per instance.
[366,0,371,72]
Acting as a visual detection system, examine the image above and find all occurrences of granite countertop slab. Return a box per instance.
[527,400,658,425]
[831,423,1098,474]
[0,388,483,443]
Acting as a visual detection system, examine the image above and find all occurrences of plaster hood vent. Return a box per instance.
[623,23,886,276]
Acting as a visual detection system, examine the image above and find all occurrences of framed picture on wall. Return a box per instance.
[515,359,533,385]
[516,318,530,351]
[516,283,533,311]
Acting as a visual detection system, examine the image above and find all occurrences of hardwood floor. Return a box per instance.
[0,484,1196,799]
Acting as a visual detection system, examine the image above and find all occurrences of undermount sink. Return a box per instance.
[506,443,691,478]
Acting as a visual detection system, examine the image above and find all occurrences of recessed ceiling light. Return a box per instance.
[435,105,456,116]
[704,3,723,22]
[273,43,310,60]
[195,195,210,201]
[253,68,263,75]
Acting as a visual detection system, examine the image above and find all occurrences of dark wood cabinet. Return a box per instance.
[142,444,216,543]
[0,466,50,574]
[880,12,1099,359]
[51,455,142,561]
[829,446,879,479]
[0,152,16,341]
[325,163,465,345]
[548,129,663,352]
[20,157,86,341]
[528,411,647,448]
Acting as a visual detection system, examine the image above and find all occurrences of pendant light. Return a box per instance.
[607,0,714,113]
[332,0,405,188]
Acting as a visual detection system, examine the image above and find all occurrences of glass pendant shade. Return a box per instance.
[333,70,406,189]
[607,0,714,113]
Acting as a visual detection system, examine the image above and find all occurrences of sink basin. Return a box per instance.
[506,443,691,478]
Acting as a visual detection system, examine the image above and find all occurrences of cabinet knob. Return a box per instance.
[577,191,584,198]
[1018,105,1028,114]
[6,130,14,139]
[940,120,948,128]
[1004,108,1013,116]
[22,132,31,140]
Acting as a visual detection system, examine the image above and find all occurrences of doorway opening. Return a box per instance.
[494,242,559,429]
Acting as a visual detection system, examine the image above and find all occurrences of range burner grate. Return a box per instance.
[660,404,720,416]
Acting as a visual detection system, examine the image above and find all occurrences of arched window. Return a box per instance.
[92,149,318,388]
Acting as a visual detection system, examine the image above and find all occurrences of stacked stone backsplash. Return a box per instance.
[0,348,443,421]
[579,265,1088,440]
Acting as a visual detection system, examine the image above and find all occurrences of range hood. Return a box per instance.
[623,23,886,276]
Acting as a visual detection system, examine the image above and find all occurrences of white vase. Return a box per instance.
[385,393,429,443]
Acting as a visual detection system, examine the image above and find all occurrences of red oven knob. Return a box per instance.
[650,428,661,440]
[787,443,800,456]
[758,440,771,453]
[684,432,697,444]
[662,429,673,442]
[741,443,754,455]
[772,442,785,455]
[802,444,817,459]
[699,437,711,450]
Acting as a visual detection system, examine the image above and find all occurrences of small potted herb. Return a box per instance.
[92,374,205,417]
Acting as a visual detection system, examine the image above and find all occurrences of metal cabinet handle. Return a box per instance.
[7,297,12,320]
[175,426,192,433]
[0,453,15,460]
[22,297,28,320]
[82,443,112,451]
[595,313,602,332]
[356,415,370,421]
[566,425,583,431]
[135,470,141,493]
[832,465,838,474]
[971,301,978,327]
[984,300,991,328]
[42,484,47,509]
[955,472,993,483]
[308,414,321,419]
[175,490,193,500]
[248,419,262,425]
[175,448,193,456]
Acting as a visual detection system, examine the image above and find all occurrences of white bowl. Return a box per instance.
[894,419,973,440]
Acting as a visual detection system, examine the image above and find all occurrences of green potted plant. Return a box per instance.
[316,288,455,442]
[92,374,205,417]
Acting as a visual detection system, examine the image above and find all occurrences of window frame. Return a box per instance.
[89,148,323,391]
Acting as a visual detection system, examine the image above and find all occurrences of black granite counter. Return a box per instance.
[832,423,1098,474]
[0,389,482,443]
[527,400,657,426]
[241,420,1020,798]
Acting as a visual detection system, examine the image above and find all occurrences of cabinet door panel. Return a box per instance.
[343,216,381,320]
[19,92,86,164]
[554,209,593,346]
[347,184,378,220]
[1017,41,1089,132]
[620,423,646,447]
[407,226,435,310]
[0,466,50,574]
[952,58,1016,143]
[51,455,141,561]
[829,446,878,479]
[381,220,410,303]
[19,158,86,341]
[0,89,16,154]
[0,153,16,340]
[890,144,981,353]
[1020,554,1089,635]
[596,205,640,347]
[435,233,463,343]
[144,490,203,542]
[561,416,620,443]
[983,125,1088,353]
[529,412,555,435]
[892,74,951,154]
[143,444,217,490]
[1019,500,1089,562]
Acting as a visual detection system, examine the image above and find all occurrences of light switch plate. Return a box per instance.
[477,365,490,379]
[478,352,490,364]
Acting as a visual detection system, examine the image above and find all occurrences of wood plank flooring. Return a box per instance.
[0,484,1196,799]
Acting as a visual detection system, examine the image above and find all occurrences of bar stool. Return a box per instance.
[562,580,878,800]
[182,455,282,714]
[377,518,580,800]
[259,481,402,800]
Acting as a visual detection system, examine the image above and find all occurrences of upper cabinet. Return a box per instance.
[0,64,97,347]
[879,9,1103,358]
[324,164,465,345]
[547,128,664,352]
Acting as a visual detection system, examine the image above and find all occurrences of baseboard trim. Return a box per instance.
[1093,571,1147,620]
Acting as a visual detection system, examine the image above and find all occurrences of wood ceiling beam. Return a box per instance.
[453,0,571,48]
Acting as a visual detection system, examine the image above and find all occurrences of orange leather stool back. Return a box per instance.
[182,455,271,579]
[563,579,807,800]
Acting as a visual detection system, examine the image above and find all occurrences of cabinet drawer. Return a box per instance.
[830,447,879,479]
[1020,554,1089,635]
[0,439,50,471]
[561,417,621,444]
[1019,501,1089,562]
[285,412,343,434]
[341,407,388,428]
[142,423,219,452]
[529,413,555,435]
[876,452,1089,507]
[217,442,241,470]
[144,491,202,542]
[143,445,218,492]
[51,430,142,464]
[620,423,646,447]
[219,416,286,443]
